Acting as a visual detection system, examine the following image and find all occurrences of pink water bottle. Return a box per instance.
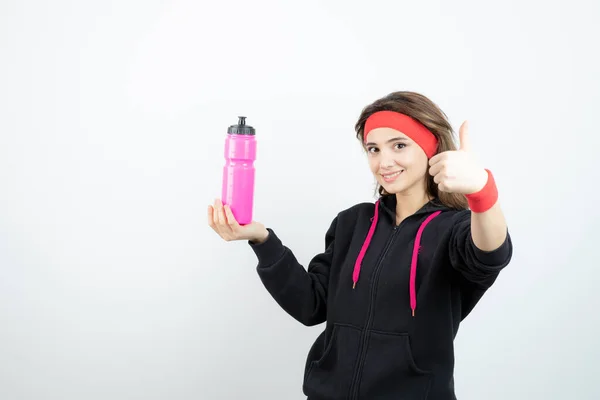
[221,116,256,225]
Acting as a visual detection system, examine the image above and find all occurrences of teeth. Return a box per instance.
[384,171,402,178]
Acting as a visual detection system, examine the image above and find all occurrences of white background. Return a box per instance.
[1,0,599,399]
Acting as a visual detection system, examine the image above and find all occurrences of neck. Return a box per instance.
[394,190,432,225]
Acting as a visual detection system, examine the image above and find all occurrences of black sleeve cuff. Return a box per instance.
[470,229,512,266]
[248,228,286,267]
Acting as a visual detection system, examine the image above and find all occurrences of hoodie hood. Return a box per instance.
[353,195,450,316]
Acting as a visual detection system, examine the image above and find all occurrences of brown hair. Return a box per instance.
[355,91,468,210]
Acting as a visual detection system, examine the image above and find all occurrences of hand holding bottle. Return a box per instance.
[208,199,269,244]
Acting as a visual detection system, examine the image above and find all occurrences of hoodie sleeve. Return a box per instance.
[448,210,513,288]
[247,216,337,327]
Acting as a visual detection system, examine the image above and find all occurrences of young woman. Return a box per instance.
[208,91,513,400]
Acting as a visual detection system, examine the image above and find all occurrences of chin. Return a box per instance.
[378,181,406,195]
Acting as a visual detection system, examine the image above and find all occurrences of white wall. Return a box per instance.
[1,0,598,399]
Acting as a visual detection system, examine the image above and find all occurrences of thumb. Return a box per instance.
[458,120,471,152]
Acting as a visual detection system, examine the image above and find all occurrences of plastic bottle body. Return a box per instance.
[221,134,256,225]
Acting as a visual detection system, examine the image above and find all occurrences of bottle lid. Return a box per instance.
[227,116,255,135]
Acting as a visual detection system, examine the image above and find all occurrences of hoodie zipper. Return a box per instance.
[348,223,400,399]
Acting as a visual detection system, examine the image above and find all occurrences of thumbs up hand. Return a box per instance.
[428,121,488,194]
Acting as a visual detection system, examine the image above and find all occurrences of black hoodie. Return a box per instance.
[248,194,512,400]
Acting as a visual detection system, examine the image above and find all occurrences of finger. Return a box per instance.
[213,199,227,232]
[209,204,228,239]
[429,151,448,166]
[213,199,220,226]
[458,120,470,152]
[208,205,216,228]
[429,154,440,166]
[428,161,445,177]
[224,205,240,231]
[216,199,228,227]
[214,200,234,240]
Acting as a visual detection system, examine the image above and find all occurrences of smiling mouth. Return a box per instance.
[381,170,404,182]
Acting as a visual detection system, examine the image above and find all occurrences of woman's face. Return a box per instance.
[364,127,429,195]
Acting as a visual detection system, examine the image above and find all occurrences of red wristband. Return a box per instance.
[465,169,498,213]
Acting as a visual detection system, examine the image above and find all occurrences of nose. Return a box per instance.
[380,154,396,169]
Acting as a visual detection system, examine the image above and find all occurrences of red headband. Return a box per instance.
[364,111,438,158]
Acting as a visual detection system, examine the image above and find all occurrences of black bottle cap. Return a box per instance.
[227,116,255,135]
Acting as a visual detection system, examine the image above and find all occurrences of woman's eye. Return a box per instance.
[395,143,406,149]
[367,147,379,153]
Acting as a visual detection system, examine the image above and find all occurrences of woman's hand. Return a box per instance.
[428,121,488,194]
[208,199,269,244]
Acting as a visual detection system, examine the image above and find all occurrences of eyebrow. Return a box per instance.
[365,136,408,146]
